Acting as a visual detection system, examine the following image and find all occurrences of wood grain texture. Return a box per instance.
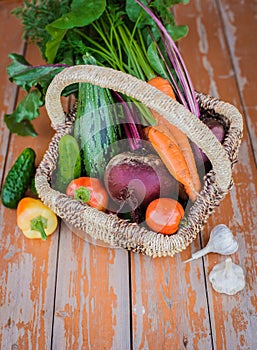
[176,0,257,349]
[131,253,212,349]
[1,1,257,350]
[52,224,131,349]
[0,1,24,183]
[217,0,257,165]
[0,3,58,349]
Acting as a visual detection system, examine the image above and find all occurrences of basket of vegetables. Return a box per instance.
[34,63,243,257]
[6,0,243,256]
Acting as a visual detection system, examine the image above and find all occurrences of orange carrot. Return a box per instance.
[144,123,178,146]
[144,125,198,202]
[148,77,201,194]
[148,76,176,100]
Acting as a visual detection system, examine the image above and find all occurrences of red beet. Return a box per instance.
[104,150,179,214]
[192,117,226,172]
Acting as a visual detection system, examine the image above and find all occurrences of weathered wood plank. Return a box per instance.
[0,107,59,348]
[0,4,59,348]
[217,0,257,164]
[52,224,131,349]
[0,0,24,182]
[131,252,212,349]
[176,0,257,349]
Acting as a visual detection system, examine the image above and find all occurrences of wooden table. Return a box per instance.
[1,1,257,349]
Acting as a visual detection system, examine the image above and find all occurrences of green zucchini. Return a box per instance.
[54,134,81,193]
[1,147,36,208]
[74,82,122,179]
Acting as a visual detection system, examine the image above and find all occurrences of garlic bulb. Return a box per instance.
[184,224,238,263]
[209,257,245,295]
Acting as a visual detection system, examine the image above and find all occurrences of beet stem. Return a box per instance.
[112,91,143,150]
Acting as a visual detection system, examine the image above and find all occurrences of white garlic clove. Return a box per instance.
[210,224,238,255]
[209,257,245,295]
[184,224,238,263]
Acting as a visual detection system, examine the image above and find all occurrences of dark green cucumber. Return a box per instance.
[55,134,81,193]
[1,147,36,208]
[74,82,122,179]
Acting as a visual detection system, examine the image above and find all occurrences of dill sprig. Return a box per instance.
[12,0,71,59]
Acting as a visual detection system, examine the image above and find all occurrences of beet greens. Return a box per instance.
[5,0,192,136]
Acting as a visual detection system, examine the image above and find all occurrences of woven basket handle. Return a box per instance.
[45,65,243,192]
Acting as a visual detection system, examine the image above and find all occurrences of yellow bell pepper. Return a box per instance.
[17,197,58,240]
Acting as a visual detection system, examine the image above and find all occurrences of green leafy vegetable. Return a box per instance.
[4,90,43,136]
[12,0,71,60]
[126,0,154,27]
[126,0,188,41]
[165,23,188,41]
[147,42,169,79]
[45,0,106,63]
[4,53,71,135]
[7,53,68,93]
[5,0,191,136]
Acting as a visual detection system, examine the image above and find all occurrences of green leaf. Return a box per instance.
[4,118,37,137]
[4,90,43,136]
[147,42,168,79]
[166,24,188,41]
[7,53,67,93]
[126,0,188,42]
[45,29,68,65]
[126,0,154,27]
[45,0,106,63]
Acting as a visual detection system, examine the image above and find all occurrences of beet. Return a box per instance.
[201,118,226,161]
[192,117,226,173]
[104,150,179,218]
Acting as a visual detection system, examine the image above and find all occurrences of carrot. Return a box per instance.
[148,77,201,194]
[144,123,178,146]
[148,76,176,100]
[144,125,198,202]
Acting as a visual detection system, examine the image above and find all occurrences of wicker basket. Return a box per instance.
[35,65,243,257]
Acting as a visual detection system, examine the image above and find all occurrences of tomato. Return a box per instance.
[145,198,184,234]
[66,177,108,211]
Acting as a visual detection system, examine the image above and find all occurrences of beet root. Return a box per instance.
[104,150,179,216]
[192,117,226,173]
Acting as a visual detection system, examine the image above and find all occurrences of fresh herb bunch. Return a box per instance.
[12,0,71,61]
[5,0,193,136]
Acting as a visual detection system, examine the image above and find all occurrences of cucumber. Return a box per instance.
[1,147,36,208]
[54,134,81,193]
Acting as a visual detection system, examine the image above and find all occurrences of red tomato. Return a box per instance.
[145,198,184,234]
[66,177,108,211]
